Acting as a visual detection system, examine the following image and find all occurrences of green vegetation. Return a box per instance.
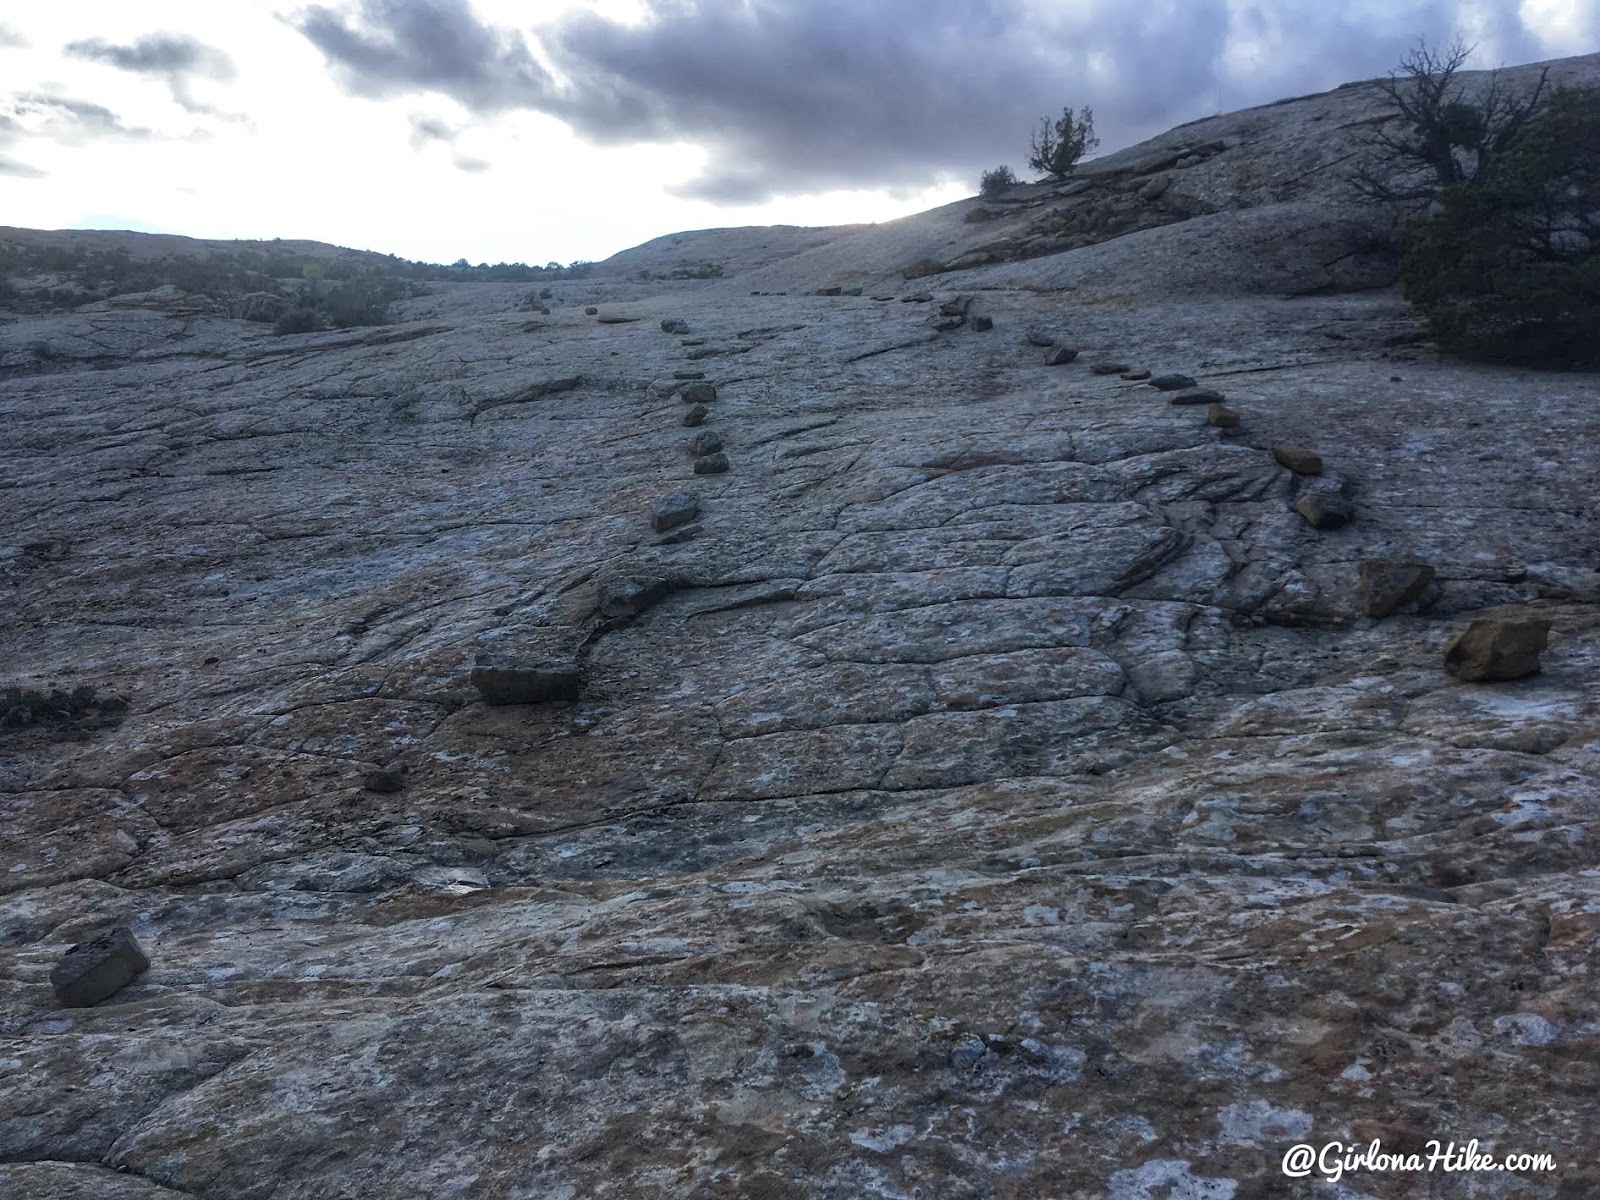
[979,166,1019,198]
[0,238,597,322]
[1028,106,1099,180]
[1399,85,1600,367]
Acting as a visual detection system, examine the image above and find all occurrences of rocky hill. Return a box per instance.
[2,53,1597,1199]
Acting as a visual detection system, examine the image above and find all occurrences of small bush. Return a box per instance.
[273,306,324,335]
[1400,85,1600,367]
[2,682,126,733]
[321,276,406,328]
[1029,106,1099,180]
[979,166,1019,198]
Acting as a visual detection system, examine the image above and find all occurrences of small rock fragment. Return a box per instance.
[1169,387,1225,406]
[842,287,862,296]
[931,316,965,332]
[969,315,993,332]
[660,317,690,334]
[1443,616,1551,681]
[584,306,598,315]
[673,370,705,380]
[680,382,717,405]
[901,291,933,303]
[1359,559,1435,618]
[1272,445,1324,475]
[1091,362,1131,374]
[1044,346,1080,365]
[51,926,150,1007]
[1206,403,1241,428]
[1119,369,1151,380]
[694,451,731,475]
[651,491,701,531]
[1147,373,1198,391]
[1295,492,1353,530]
[598,577,673,619]
[1139,175,1172,200]
[363,767,405,793]
[1024,329,1057,347]
[471,658,582,705]
[939,297,971,316]
[815,286,842,296]
[901,258,946,280]
[682,404,709,427]
[689,430,725,457]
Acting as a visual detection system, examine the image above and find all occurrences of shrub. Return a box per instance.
[980,166,1019,198]
[1400,86,1600,367]
[321,276,406,327]
[1350,38,1550,208]
[273,306,324,335]
[1028,106,1099,180]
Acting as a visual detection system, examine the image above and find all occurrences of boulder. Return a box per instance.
[1091,363,1131,375]
[693,452,730,475]
[470,658,582,704]
[1044,346,1080,365]
[688,431,725,457]
[50,926,150,1007]
[1295,491,1354,530]
[1168,387,1226,406]
[1206,403,1241,428]
[660,318,690,334]
[1359,560,1435,618]
[842,287,863,296]
[1272,445,1324,475]
[682,404,709,427]
[1138,176,1173,201]
[1443,616,1551,681]
[1023,329,1057,347]
[1147,374,1198,391]
[970,315,993,332]
[363,767,405,793]
[680,382,717,405]
[939,297,972,317]
[651,492,701,532]
[816,286,842,296]
[584,306,599,315]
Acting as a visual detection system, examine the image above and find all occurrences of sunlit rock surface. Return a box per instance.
[3,53,1598,1200]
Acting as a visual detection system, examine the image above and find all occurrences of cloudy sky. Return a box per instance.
[1,1,1593,267]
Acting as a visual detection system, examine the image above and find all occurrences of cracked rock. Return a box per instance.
[470,657,583,704]
[1359,559,1435,618]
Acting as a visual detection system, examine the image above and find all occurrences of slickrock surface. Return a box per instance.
[4,56,1600,1200]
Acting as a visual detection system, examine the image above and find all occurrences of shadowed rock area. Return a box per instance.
[2,54,1598,1200]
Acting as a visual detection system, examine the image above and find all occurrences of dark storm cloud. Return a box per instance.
[291,0,1571,203]
[292,0,556,111]
[66,33,237,114]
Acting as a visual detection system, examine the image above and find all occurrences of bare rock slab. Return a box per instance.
[651,491,701,532]
[1360,559,1436,618]
[51,926,149,1007]
[1444,616,1552,681]
[470,658,582,704]
[1273,444,1324,474]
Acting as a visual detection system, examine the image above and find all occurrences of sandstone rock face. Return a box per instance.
[3,52,1600,1200]
[49,927,149,1007]
[1444,615,1552,680]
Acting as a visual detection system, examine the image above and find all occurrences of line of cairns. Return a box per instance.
[48,293,1557,1009]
